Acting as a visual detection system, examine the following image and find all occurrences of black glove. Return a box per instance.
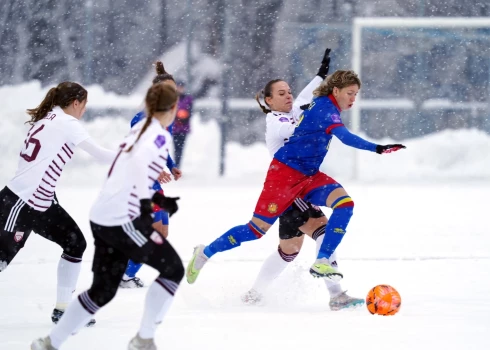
[152,192,180,217]
[317,48,331,79]
[375,144,406,154]
[140,199,154,228]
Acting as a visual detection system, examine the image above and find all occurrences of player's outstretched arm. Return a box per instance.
[293,48,332,113]
[78,138,117,163]
[329,126,406,154]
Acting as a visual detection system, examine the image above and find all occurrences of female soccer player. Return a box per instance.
[120,61,182,288]
[187,70,405,285]
[0,82,115,326]
[32,83,183,350]
[241,49,363,310]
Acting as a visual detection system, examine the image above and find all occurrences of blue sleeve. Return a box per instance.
[130,111,145,127]
[154,210,169,225]
[166,155,176,170]
[167,122,173,135]
[330,126,378,152]
[152,181,162,191]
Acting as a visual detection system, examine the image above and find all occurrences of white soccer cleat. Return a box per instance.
[186,244,209,284]
[128,334,157,350]
[329,290,365,311]
[31,336,57,350]
[120,277,145,289]
[241,289,264,306]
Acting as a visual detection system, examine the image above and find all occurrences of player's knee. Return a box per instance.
[278,245,299,262]
[331,196,354,213]
[87,286,118,308]
[63,231,86,259]
[247,221,267,240]
[158,256,184,284]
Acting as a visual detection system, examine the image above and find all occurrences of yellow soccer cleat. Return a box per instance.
[186,244,208,284]
[309,258,343,281]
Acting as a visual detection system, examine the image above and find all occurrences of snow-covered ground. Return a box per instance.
[1,183,489,350]
[1,82,489,349]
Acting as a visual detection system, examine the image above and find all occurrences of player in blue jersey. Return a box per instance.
[187,70,405,284]
[120,61,182,288]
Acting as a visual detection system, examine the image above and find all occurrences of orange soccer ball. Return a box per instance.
[366,285,401,316]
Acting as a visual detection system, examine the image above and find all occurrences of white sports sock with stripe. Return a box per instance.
[50,296,94,348]
[251,247,293,295]
[315,234,343,297]
[56,255,82,310]
[138,278,177,339]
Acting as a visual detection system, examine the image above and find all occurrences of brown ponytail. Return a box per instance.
[255,79,283,114]
[26,82,87,125]
[152,61,175,85]
[127,83,179,152]
[313,70,361,97]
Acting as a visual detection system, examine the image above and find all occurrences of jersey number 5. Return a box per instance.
[20,124,45,162]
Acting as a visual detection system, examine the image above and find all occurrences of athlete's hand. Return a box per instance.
[317,48,331,79]
[375,144,406,154]
[171,167,182,181]
[152,192,180,217]
[158,170,172,184]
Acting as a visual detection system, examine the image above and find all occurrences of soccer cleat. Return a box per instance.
[120,277,145,289]
[51,308,96,327]
[31,336,57,350]
[128,334,157,350]
[186,244,208,284]
[241,289,263,306]
[309,258,343,281]
[329,291,365,311]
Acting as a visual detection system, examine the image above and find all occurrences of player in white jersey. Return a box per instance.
[32,83,183,350]
[242,49,363,310]
[0,81,116,326]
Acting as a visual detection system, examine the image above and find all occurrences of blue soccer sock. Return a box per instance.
[203,223,263,258]
[317,198,354,260]
[125,260,143,278]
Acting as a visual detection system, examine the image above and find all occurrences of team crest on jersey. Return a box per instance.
[267,203,278,214]
[154,135,166,148]
[331,114,342,123]
[278,117,289,122]
[150,232,164,245]
[14,231,25,243]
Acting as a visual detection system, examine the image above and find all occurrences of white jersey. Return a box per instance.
[90,118,171,226]
[265,76,323,157]
[8,107,90,212]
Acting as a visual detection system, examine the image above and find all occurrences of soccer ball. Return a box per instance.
[366,285,401,316]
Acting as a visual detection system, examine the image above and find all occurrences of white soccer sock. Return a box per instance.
[138,277,178,339]
[315,234,343,298]
[251,247,294,295]
[50,293,96,348]
[56,255,82,310]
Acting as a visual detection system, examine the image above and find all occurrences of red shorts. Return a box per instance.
[253,159,338,222]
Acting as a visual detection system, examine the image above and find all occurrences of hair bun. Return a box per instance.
[155,61,166,75]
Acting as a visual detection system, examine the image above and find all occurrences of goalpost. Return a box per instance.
[350,17,490,180]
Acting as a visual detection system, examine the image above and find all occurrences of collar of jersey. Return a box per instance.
[327,94,342,113]
[271,110,291,117]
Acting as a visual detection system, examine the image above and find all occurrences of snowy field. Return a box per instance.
[1,83,489,349]
[1,181,490,350]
